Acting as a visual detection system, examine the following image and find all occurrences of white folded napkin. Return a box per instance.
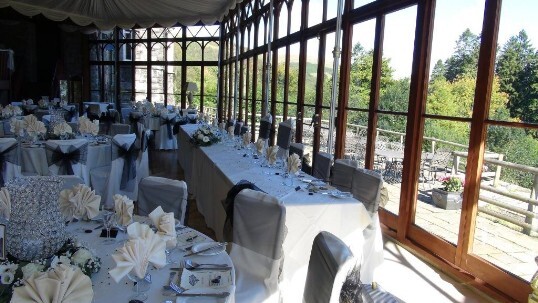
[127,222,155,240]
[109,236,166,282]
[58,184,101,220]
[255,138,265,154]
[242,132,251,146]
[266,145,279,165]
[148,206,177,248]
[227,126,234,139]
[53,122,73,136]
[219,122,226,130]
[0,188,10,220]
[12,264,93,303]
[287,153,301,174]
[113,194,134,226]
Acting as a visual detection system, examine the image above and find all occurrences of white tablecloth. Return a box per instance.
[66,217,235,303]
[178,124,382,302]
[21,141,111,175]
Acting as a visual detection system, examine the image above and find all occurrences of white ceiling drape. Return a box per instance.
[0,0,242,29]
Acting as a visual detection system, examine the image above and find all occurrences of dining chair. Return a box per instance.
[135,128,150,189]
[350,168,385,283]
[221,180,264,242]
[276,119,293,159]
[422,149,453,186]
[45,139,89,186]
[234,121,244,136]
[90,134,137,207]
[128,111,145,134]
[303,231,356,303]
[155,113,178,150]
[137,176,188,224]
[110,123,131,136]
[258,114,272,141]
[0,138,20,186]
[230,188,286,303]
[313,151,333,182]
[361,283,400,303]
[332,159,359,192]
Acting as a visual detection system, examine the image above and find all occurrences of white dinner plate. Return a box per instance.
[329,191,353,199]
[191,242,226,256]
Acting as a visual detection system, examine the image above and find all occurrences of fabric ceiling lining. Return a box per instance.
[0,0,242,29]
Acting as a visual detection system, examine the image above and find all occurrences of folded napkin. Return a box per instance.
[23,114,39,126]
[12,264,93,303]
[219,122,226,130]
[255,138,265,154]
[25,120,46,137]
[113,194,134,226]
[58,184,101,220]
[242,132,251,146]
[266,145,279,165]
[109,236,166,282]
[53,122,72,136]
[287,153,301,174]
[0,187,10,220]
[212,118,218,127]
[127,222,154,240]
[148,206,177,248]
[227,126,234,138]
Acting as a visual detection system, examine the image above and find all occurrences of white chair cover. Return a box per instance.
[137,176,188,224]
[0,138,20,185]
[332,159,359,192]
[110,123,131,136]
[313,152,333,181]
[303,231,355,303]
[350,168,384,283]
[155,113,178,150]
[90,134,137,207]
[230,189,286,303]
[135,129,150,189]
[45,139,89,186]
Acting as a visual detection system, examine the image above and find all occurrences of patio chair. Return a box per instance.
[230,188,286,303]
[303,231,355,303]
[313,151,333,182]
[45,139,89,185]
[423,149,453,185]
[137,176,188,223]
[0,138,20,186]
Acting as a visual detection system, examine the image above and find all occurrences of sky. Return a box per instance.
[280,0,538,79]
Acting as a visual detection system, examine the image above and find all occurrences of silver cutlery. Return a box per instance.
[183,242,226,257]
[183,259,229,269]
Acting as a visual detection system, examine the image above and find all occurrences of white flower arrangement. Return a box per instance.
[78,116,99,136]
[0,239,101,299]
[9,118,24,137]
[190,125,220,146]
[1,105,21,119]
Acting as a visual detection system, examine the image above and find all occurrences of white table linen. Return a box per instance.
[177,124,383,302]
[65,217,235,303]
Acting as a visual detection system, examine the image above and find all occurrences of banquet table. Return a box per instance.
[20,140,112,175]
[66,216,235,303]
[178,124,384,302]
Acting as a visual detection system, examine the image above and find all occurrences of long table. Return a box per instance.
[178,124,384,302]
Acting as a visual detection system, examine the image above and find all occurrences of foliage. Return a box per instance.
[439,176,464,192]
[190,125,221,146]
[496,134,538,189]
[444,28,480,82]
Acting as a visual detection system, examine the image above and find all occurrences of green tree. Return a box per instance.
[430,59,446,82]
[444,29,480,82]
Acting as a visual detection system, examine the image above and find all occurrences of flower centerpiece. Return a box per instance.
[78,116,99,136]
[190,125,220,146]
[432,175,464,210]
[0,238,101,302]
[1,105,21,120]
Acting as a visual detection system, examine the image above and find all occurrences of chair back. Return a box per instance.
[222,180,264,242]
[110,123,131,136]
[259,114,272,140]
[313,152,333,181]
[332,159,358,192]
[276,119,293,151]
[156,114,178,150]
[111,134,137,192]
[234,121,243,136]
[304,231,355,303]
[431,149,452,169]
[351,168,383,214]
[137,176,188,223]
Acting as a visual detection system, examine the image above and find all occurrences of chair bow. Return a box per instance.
[161,117,174,140]
[0,143,19,186]
[112,142,139,190]
[48,144,88,176]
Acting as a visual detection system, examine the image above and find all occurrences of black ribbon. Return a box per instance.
[100,114,115,135]
[129,114,144,134]
[0,143,18,186]
[112,142,138,190]
[161,117,174,140]
[48,144,88,176]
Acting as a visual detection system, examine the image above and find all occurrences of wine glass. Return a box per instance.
[127,272,151,301]
[102,211,116,244]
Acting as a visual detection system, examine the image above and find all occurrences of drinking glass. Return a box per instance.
[127,272,151,301]
[102,211,116,244]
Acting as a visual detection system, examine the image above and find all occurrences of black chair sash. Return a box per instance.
[161,117,174,140]
[129,114,145,131]
[112,141,139,190]
[48,143,88,176]
[0,143,19,186]
[259,120,271,140]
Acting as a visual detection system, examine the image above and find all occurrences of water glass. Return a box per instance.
[127,272,151,301]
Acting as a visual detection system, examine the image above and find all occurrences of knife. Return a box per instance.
[184,242,226,257]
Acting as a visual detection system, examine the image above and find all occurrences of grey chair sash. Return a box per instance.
[47,143,88,176]
[161,117,174,140]
[276,124,292,150]
[112,142,139,190]
[259,120,271,139]
[0,143,18,186]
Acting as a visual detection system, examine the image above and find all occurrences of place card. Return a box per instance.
[176,267,233,290]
